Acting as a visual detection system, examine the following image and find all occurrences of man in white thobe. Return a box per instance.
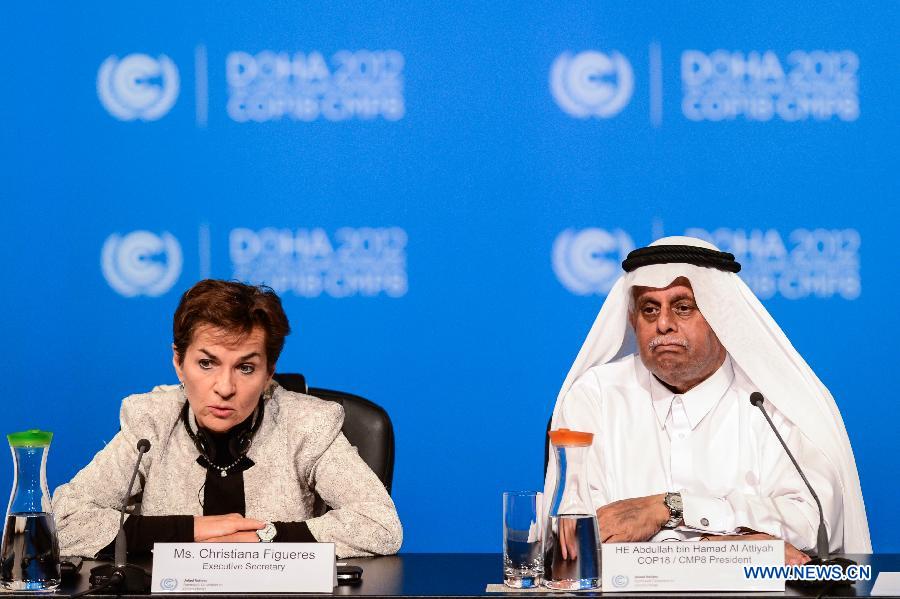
[546,236,870,561]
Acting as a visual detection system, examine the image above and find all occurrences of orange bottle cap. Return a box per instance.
[548,428,593,447]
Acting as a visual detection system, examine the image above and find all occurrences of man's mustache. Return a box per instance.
[648,336,689,351]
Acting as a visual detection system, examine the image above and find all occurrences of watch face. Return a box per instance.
[665,493,682,514]
[258,523,276,541]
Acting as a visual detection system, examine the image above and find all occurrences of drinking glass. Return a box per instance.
[503,491,543,588]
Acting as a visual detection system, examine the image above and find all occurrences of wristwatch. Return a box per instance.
[663,492,683,529]
[256,522,277,542]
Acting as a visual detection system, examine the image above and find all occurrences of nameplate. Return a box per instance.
[601,540,785,592]
[151,542,336,593]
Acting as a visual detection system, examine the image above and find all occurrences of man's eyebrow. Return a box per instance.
[634,293,695,305]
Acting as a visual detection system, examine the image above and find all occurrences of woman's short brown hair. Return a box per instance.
[173,280,291,371]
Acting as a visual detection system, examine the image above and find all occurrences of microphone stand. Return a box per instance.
[749,392,857,588]
[86,439,153,593]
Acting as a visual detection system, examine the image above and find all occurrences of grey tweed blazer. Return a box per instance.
[52,384,402,558]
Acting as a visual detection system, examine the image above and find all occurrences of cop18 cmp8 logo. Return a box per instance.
[552,228,634,295]
[97,53,180,121]
[101,231,183,297]
[550,51,634,118]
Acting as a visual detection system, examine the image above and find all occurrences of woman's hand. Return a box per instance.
[194,514,264,542]
[204,531,262,543]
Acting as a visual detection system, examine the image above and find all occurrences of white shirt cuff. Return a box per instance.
[681,492,736,534]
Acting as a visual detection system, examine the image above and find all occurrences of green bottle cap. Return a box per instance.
[7,430,53,447]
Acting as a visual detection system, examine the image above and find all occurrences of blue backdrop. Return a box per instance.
[2,1,898,552]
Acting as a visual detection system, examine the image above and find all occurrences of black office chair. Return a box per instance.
[273,373,395,495]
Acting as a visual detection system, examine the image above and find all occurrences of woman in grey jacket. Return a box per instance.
[52,280,402,558]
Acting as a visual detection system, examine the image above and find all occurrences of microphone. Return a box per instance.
[88,439,153,593]
[115,439,151,567]
[749,392,856,586]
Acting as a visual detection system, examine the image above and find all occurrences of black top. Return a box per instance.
[100,415,315,556]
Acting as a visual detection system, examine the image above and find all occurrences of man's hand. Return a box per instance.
[194,514,264,542]
[597,494,669,543]
[557,517,579,560]
[701,533,810,565]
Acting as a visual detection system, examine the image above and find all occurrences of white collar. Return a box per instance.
[650,354,735,429]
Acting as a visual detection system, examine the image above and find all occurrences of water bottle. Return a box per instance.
[543,428,602,590]
[1,430,61,591]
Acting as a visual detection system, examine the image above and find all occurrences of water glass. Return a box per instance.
[503,491,543,588]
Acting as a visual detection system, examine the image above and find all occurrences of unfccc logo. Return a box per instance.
[550,51,634,118]
[101,231,183,297]
[97,54,180,121]
[160,578,178,590]
[552,228,634,295]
